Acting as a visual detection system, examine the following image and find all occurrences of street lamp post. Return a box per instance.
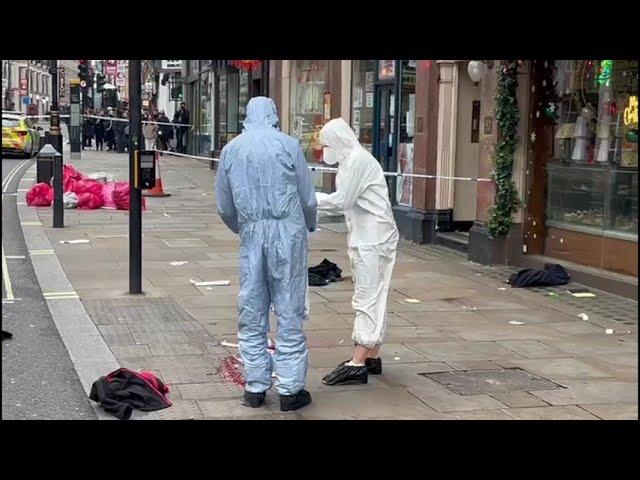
[48,59,62,154]
[129,60,143,294]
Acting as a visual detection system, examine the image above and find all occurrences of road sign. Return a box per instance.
[80,80,87,88]
[22,95,31,105]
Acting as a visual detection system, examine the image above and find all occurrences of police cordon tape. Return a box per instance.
[21,114,193,128]
[153,150,493,182]
[18,115,491,182]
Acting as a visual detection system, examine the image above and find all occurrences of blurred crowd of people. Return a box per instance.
[79,103,190,154]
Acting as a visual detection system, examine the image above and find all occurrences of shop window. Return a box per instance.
[197,71,212,156]
[227,69,240,136]
[239,69,249,124]
[290,60,328,164]
[351,60,375,153]
[217,73,227,149]
[396,60,416,206]
[547,60,638,240]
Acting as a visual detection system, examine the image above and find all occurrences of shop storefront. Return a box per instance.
[527,60,638,277]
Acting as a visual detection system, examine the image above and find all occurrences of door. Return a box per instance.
[374,84,395,174]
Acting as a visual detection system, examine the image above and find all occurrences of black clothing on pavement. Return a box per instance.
[508,263,570,288]
[308,258,342,286]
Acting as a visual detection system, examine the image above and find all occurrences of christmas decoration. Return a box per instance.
[598,60,613,87]
[487,60,520,238]
[230,60,262,71]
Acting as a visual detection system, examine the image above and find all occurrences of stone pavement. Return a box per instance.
[26,149,638,420]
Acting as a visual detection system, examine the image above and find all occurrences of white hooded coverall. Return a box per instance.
[317,118,399,348]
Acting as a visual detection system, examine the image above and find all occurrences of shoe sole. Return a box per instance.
[280,399,312,412]
[322,376,368,386]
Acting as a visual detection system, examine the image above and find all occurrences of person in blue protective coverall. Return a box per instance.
[316,118,399,386]
[215,97,317,412]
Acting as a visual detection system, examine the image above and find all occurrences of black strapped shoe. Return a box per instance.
[322,363,368,386]
[243,391,266,408]
[280,389,312,412]
[365,357,382,375]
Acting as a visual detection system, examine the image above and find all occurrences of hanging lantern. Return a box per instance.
[230,60,262,71]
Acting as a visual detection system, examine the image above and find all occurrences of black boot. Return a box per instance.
[280,389,312,412]
[243,391,266,408]
[365,357,382,375]
[322,363,368,386]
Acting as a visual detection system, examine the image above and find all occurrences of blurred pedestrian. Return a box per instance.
[156,110,172,152]
[143,113,158,150]
[94,110,105,151]
[82,109,95,150]
[176,102,189,153]
[114,110,126,153]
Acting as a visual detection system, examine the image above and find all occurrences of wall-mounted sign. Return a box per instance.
[378,60,395,80]
[484,116,493,135]
[58,67,66,97]
[105,60,117,76]
[624,95,638,126]
[471,100,481,143]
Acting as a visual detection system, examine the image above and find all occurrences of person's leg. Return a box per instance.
[269,225,311,410]
[237,233,272,404]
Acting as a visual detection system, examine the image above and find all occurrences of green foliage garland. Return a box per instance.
[487,60,521,238]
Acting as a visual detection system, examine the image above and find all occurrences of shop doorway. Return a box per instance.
[374,84,395,174]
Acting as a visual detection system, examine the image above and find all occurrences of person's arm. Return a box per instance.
[215,151,239,234]
[292,142,317,232]
[317,154,367,214]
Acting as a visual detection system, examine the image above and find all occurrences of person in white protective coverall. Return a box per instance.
[317,118,399,386]
[215,97,317,411]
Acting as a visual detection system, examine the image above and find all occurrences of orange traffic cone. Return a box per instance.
[143,153,171,197]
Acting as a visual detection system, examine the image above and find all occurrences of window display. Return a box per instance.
[197,71,212,157]
[547,60,638,241]
[290,60,327,164]
[351,61,375,153]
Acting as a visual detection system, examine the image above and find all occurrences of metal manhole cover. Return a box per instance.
[420,368,564,396]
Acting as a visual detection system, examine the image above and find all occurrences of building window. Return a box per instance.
[290,60,328,163]
[397,60,416,206]
[351,60,375,153]
[217,72,227,150]
[197,71,212,156]
[547,60,638,241]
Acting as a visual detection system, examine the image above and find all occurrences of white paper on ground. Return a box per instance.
[221,341,239,348]
[508,320,525,325]
[170,261,188,266]
[404,298,421,304]
[59,239,90,244]
[578,313,590,321]
[194,280,231,286]
[605,328,614,335]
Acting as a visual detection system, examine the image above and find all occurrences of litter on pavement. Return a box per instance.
[221,340,239,348]
[194,280,231,286]
[170,261,188,266]
[508,264,569,288]
[405,298,421,303]
[508,320,526,325]
[605,329,614,335]
[567,288,597,298]
[59,239,90,244]
[578,313,590,321]
[308,258,342,286]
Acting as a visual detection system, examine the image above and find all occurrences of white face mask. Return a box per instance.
[323,146,339,165]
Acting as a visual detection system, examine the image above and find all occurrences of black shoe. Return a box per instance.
[280,389,312,412]
[322,363,368,386]
[243,391,266,408]
[338,358,382,375]
[365,357,382,375]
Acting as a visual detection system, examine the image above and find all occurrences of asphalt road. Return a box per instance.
[2,155,96,419]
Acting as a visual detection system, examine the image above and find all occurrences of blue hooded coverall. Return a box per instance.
[215,97,317,396]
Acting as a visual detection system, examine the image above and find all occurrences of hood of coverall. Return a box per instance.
[320,118,360,165]
[242,96,279,130]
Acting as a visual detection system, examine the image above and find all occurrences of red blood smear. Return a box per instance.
[218,356,245,388]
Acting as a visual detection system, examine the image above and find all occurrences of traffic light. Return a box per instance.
[96,73,106,92]
[77,60,90,86]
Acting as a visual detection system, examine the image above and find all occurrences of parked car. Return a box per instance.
[2,114,43,157]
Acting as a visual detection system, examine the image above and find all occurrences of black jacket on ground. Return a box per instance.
[508,263,570,288]
[308,258,342,286]
[90,368,172,420]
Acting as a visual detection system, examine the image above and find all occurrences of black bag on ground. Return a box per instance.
[508,263,570,288]
[90,368,172,420]
[308,258,342,286]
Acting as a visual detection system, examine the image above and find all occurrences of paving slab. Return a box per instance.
[530,380,638,406]
[408,341,525,362]
[580,403,638,420]
[407,379,508,413]
[503,406,600,420]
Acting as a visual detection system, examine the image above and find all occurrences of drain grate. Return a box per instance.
[420,368,565,396]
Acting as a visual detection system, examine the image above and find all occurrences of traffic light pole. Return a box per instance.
[129,60,143,294]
